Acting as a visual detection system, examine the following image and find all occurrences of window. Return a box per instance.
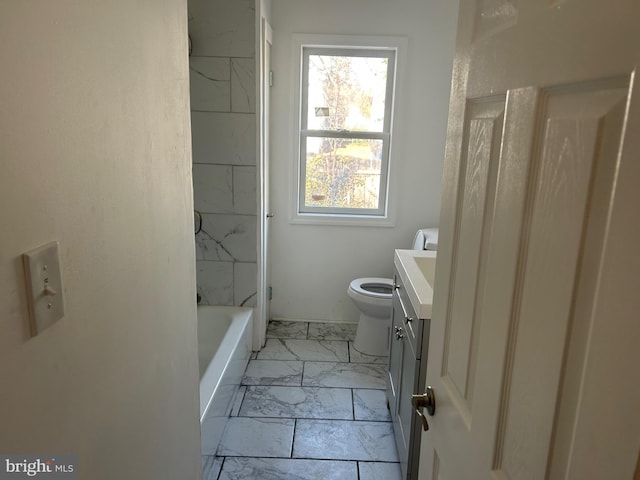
[294,37,400,223]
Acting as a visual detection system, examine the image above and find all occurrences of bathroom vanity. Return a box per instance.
[387,249,436,480]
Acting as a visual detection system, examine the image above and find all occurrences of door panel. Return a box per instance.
[444,99,504,420]
[494,82,628,479]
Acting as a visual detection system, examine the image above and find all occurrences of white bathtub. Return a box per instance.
[198,305,253,455]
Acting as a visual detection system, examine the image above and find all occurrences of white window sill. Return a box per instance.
[289,213,396,228]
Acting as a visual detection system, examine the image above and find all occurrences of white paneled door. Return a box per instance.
[419,0,640,479]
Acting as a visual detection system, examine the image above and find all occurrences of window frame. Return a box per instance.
[299,47,395,217]
[290,34,407,227]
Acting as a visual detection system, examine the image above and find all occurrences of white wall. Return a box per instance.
[0,1,200,478]
[269,0,459,322]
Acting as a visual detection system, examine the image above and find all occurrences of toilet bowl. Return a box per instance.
[348,228,439,356]
[348,278,394,356]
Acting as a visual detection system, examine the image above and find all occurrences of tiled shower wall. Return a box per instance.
[188,0,258,307]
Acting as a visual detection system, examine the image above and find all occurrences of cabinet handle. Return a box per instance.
[395,327,404,340]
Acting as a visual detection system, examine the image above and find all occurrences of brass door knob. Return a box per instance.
[411,386,436,431]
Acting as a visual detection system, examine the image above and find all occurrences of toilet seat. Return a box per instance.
[349,277,393,299]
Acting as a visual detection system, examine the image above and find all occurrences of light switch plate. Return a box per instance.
[23,241,65,336]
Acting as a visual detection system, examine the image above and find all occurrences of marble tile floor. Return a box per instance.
[202,320,402,480]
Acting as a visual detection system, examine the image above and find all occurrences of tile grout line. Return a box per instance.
[351,388,356,421]
[216,453,401,464]
[215,457,225,480]
[290,418,297,459]
[232,415,392,424]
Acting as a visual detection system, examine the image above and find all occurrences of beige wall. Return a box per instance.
[0,1,201,478]
[269,0,459,322]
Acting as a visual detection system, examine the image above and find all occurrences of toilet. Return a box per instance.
[348,228,439,356]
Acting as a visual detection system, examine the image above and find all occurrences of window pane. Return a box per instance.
[304,137,383,210]
[306,54,388,132]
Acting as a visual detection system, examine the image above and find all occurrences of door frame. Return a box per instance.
[255,0,272,351]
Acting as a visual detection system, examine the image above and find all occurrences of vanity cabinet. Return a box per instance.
[387,268,431,480]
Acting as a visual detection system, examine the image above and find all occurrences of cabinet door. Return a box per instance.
[388,283,404,424]
[395,273,423,357]
[398,335,420,479]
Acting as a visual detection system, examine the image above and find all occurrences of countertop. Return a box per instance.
[394,249,437,319]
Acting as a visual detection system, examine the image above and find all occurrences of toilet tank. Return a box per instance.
[412,228,439,250]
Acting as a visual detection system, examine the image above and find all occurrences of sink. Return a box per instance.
[414,255,436,286]
[394,249,437,319]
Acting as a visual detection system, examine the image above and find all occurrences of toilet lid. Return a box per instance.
[350,277,393,299]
